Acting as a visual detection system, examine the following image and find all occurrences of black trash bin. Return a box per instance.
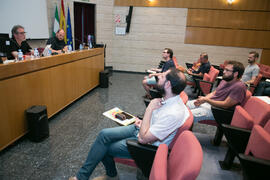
[26,105,49,142]
[100,69,109,88]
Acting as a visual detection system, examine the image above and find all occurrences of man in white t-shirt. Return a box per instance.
[241,51,260,86]
[69,68,189,180]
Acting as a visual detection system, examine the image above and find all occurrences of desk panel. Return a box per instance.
[0,49,104,151]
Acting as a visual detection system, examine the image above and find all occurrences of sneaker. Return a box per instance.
[69,177,78,180]
[92,175,119,180]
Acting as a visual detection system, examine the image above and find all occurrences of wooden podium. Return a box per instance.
[0,48,104,151]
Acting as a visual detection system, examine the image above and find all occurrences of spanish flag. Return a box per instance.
[60,0,67,43]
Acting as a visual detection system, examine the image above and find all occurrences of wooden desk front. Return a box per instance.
[0,48,104,151]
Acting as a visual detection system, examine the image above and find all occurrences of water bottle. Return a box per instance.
[18,49,23,61]
[79,44,83,50]
[48,49,52,56]
[68,45,72,52]
[88,35,92,49]
[34,48,39,58]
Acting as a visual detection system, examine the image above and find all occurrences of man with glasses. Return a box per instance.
[186,61,247,123]
[9,25,33,59]
[142,48,175,98]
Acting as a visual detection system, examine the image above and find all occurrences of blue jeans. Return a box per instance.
[186,100,215,123]
[76,124,139,180]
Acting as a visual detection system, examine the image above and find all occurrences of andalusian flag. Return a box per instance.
[66,6,73,49]
[60,0,67,43]
[53,5,59,37]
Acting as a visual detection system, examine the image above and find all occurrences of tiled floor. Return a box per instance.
[0,72,242,180]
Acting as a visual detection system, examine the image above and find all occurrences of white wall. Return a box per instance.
[29,0,261,72]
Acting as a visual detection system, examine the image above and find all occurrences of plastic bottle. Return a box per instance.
[79,44,83,50]
[88,35,92,49]
[34,48,39,58]
[18,49,23,61]
[68,45,72,52]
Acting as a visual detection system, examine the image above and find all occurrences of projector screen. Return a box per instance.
[0,0,49,39]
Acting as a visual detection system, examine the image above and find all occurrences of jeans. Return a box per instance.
[186,100,215,123]
[76,125,139,180]
[254,81,270,96]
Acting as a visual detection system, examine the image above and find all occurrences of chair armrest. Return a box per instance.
[238,153,270,180]
[211,106,235,125]
[126,139,158,177]
[222,124,251,153]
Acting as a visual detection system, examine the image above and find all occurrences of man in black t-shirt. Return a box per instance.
[46,29,68,54]
[142,48,176,98]
[8,25,33,59]
[185,52,211,82]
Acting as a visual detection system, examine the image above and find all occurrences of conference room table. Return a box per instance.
[0,48,104,151]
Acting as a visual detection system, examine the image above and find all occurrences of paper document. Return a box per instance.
[103,107,136,126]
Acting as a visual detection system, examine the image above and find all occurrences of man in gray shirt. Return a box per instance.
[241,51,260,85]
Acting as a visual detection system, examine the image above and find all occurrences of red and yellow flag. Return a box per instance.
[60,0,67,43]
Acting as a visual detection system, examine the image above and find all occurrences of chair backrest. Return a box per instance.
[208,66,219,82]
[199,66,219,95]
[241,90,252,107]
[179,91,188,104]
[172,56,179,67]
[231,97,270,129]
[249,73,263,94]
[168,131,203,180]
[168,108,193,149]
[150,131,203,180]
[245,120,270,161]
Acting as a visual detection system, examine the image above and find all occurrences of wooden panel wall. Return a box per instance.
[114,0,270,11]
[187,9,270,30]
[185,27,270,49]
[261,49,270,66]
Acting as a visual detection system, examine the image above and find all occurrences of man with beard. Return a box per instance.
[46,29,68,54]
[241,51,260,86]
[69,68,189,180]
[142,48,175,98]
[186,61,246,123]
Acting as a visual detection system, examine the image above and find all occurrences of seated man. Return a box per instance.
[69,68,189,180]
[241,51,260,86]
[254,81,270,96]
[46,29,68,54]
[185,52,211,82]
[187,61,246,123]
[142,48,175,98]
[8,25,33,59]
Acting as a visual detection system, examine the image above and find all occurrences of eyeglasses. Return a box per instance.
[16,32,26,35]
[163,51,168,53]
[223,68,234,72]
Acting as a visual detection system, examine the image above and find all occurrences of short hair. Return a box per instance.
[11,25,24,36]
[201,53,208,60]
[249,51,259,59]
[165,48,173,58]
[166,68,186,95]
[57,29,64,33]
[227,61,245,79]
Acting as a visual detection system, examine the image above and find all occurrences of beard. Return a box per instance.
[223,74,234,81]
[156,83,166,96]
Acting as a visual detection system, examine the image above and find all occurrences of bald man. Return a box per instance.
[46,29,68,54]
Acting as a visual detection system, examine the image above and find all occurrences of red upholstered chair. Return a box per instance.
[238,120,270,179]
[197,66,219,96]
[179,91,188,104]
[249,73,263,94]
[219,97,270,169]
[126,108,194,177]
[149,131,203,180]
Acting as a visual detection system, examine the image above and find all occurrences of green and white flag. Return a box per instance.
[53,5,59,37]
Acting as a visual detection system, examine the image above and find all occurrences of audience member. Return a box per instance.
[187,61,246,123]
[241,51,260,86]
[9,25,33,59]
[185,52,210,82]
[254,81,270,96]
[47,29,68,54]
[142,48,175,98]
[69,68,189,180]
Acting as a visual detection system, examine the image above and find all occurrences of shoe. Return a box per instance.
[92,175,119,180]
[69,177,78,180]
